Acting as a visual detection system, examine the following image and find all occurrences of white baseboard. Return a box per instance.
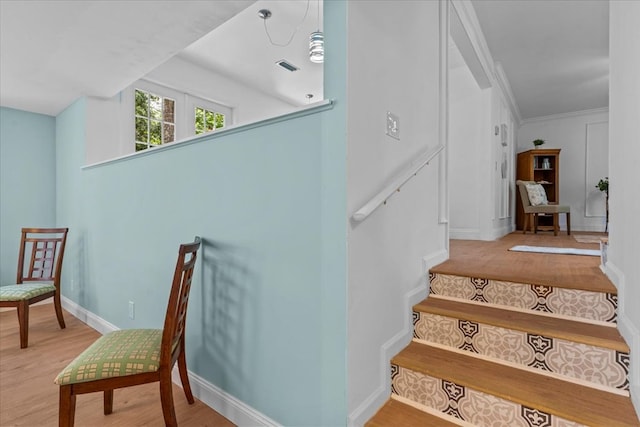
[450,224,513,241]
[171,369,280,427]
[449,228,480,240]
[481,224,513,241]
[62,296,118,334]
[603,262,640,418]
[348,283,429,426]
[61,297,277,426]
[422,249,449,274]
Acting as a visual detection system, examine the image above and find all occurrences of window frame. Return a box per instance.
[123,79,233,156]
[186,95,232,137]
[134,88,176,151]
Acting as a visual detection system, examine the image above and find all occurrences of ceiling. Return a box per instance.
[0,0,257,116]
[1,1,609,121]
[471,0,609,121]
[178,0,324,107]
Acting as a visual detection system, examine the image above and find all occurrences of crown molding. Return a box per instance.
[521,107,609,125]
[450,0,496,84]
[451,0,522,126]
[495,62,522,125]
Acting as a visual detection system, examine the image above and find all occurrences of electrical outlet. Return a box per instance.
[386,111,400,140]
[128,301,135,319]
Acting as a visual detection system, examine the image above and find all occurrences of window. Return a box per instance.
[194,107,225,135]
[135,89,175,152]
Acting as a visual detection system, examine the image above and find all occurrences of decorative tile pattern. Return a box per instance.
[429,273,617,323]
[391,364,448,411]
[414,312,629,391]
[392,365,585,427]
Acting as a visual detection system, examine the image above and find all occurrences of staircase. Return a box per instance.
[367,253,640,426]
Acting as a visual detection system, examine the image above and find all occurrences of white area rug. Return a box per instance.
[509,245,601,257]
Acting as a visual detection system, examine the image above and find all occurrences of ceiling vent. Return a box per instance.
[276,59,299,72]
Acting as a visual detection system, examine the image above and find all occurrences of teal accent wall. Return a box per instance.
[0,107,56,285]
[54,2,347,421]
[55,98,87,306]
[318,0,348,424]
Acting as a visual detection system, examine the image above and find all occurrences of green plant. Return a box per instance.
[596,177,609,196]
[532,139,545,147]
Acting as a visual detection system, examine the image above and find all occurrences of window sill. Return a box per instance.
[82,99,334,170]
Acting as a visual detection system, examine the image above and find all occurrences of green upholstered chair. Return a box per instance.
[0,227,69,348]
[55,237,201,427]
[517,180,571,236]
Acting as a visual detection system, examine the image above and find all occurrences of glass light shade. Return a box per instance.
[309,31,324,63]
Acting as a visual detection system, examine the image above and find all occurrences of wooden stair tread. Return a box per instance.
[365,398,460,427]
[393,341,640,427]
[431,235,617,294]
[416,297,629,352]
[430,264,616,294]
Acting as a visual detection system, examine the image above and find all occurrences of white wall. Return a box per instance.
[449,44,485,238]
[346,1,446,424]
[517,109,609,232]
[448,4,516,241]
[145,56,296,127]
[608,0,640,415]
[84,56,297,165]
[85,96,125,165]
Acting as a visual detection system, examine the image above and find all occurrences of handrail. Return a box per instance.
[351,144,445,222]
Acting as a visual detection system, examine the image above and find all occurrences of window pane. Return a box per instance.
[163,123,175,143]
[135,90,149,117]
[135,143,148,152]
[149,94,162,120]
[214,113,225,129]
[149,120,162,145]
[195,108,204,135]
[163,98,175,124]
[135,117,148,143]
[205,110,215,132]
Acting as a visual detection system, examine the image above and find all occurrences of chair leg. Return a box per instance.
[178,349,194,404]
[534,214,539,234]
[159,373,178,427]
[554,214,559,236]
[104,390,113,415]
[17,300,29,349]
[54,292,66,329]
[566,212,571,235]
[523,214,529,234]
[59,385,76,427]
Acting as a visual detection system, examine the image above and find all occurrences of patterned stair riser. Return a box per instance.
[413,312,630,392]
[391,364,586,427]
[429,273,617,324]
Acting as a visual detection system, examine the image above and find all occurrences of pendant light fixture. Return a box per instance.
[309,1,324,63]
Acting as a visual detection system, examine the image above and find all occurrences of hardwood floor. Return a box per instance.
[0,231,618,426]
[368,231,640,426]
[0,304,235,427]
[435,231,613,293]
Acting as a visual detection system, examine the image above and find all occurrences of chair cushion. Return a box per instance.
[55,329,162,385]
[525,183,548,206]
[527,204,571,214]
[0,283,56,301]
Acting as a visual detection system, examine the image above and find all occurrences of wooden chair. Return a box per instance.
[0,227,69,348]
[55,237,201,427]
[517,180,571,236]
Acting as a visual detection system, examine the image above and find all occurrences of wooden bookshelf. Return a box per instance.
[516,148,561,231]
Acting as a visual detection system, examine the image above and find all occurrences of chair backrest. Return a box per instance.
[160,237,201,368]
[17,228,69,290]
[516,180,535,210]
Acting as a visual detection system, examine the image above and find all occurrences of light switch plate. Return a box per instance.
[386,111,400,140]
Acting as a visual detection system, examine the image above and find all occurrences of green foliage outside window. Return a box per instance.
[195,107,225,135]
[135,89,175,151]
